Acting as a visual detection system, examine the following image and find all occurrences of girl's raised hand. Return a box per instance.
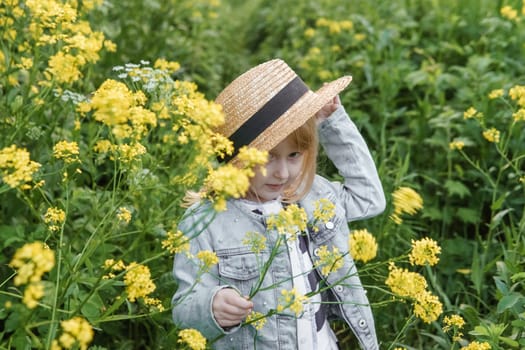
[315,95,341,123]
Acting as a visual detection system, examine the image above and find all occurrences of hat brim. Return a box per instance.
[236,75,352,161]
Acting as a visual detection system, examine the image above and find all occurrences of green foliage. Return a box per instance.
[1,0,524,349]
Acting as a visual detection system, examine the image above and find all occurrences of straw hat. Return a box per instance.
[215,59,352,163]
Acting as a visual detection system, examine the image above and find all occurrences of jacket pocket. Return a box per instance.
[216,247,266,280]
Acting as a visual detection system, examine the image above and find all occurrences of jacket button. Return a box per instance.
[313,248,320,256]
[334,285,344,293]
[358,319,367,328]
[325,221,334,230]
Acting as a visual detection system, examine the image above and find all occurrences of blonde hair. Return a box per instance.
[281,117,318,203]
[182,117,318,207]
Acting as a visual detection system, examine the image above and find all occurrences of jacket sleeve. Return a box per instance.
[171,205,234,340]
[317,105,386,221]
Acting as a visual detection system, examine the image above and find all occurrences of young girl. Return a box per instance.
[172,59,385,349]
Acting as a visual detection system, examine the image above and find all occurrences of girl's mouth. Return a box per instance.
[266,184,285,191]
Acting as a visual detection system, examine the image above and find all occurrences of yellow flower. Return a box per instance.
[177,329,207,350]
[304,27,315,38]
[266,204,307,240]
[242,231,267,254]
[460,341,491,350]
[205,164,251,210]
[390,187,424,224]
[488,89,504,99]
[449,140,465,150]
[409,237,441,266]
[116,207,132,224]
[277,288,308,316]
[47,51,82,84]
[500,5,518,21]
[509,85,525,107]
[154,58,181,73]
[482,128,500,143]
[312,198,336,226]
[196,250,219,271]
[245,311,267,330]
[58,316,94,350]
[124,263,156,302]
[102,258,126,279]
[349,229,378,263]
[0,145,41,188]
[161,230,190,255]
[22,282,44,309]
[44,207,66,232]
[463,107,478,119]
[314,245,344,276]
[9,241,55,286]
[443,314,465,341]
[512,109,525,122]
[413,290,443,323]
[385,262,427,299]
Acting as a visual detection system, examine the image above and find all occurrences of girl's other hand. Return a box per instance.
[315,95,341,123]
[212,288,254,328]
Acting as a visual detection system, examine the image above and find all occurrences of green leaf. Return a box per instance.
[496,293,524,314]
[444,179,471,198]
[456,207,479,224]
[490,208,514,229]
[498,336,519,348]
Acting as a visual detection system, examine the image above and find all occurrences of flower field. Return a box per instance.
[0,0,524,349]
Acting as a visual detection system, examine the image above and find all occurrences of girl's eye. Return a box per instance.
[289,151,302,159]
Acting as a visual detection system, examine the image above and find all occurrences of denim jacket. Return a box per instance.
[172,106,386,349]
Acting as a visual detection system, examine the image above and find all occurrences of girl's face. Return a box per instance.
[244,135,304,202]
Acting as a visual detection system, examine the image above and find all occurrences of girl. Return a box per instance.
[172,59,385,349]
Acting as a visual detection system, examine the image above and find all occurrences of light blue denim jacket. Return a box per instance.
[172,106,386,349]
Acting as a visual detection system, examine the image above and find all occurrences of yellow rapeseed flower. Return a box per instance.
[57,316,94,350]
[161,230,190,255]
[413,290,443,323]
[500,5,518,21]
[0,145,41,188]
[512,109,525,122]
[154,58,181,73]
[409,237,441,266]
[482,128,500,143]
[9,241,55,286]
[390,187,424,224]
[449,141,465,150]
[242,231,267,254]
[44,207,66,232]
[385,262,427,299]
[266,204,307,240]
[460,341,491,350]
[245,311,267,330]
[205,164,251,211]
[314,245,344,276]
[116,207,132,224]
[277,288,308,316]
[463,107,478,119]
[124,263,156,302]
[22,282,44,309]
[47,51,82,84]
[196,250,219,271]
[349,229,378,263]
[443,314,465,341]
[53,141,80,163]
[177,329,207,350]
[488,89,504,99]
[509,85,525,107]
[312,198,336,227]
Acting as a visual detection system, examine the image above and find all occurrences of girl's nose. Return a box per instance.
[273,159,289,180]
